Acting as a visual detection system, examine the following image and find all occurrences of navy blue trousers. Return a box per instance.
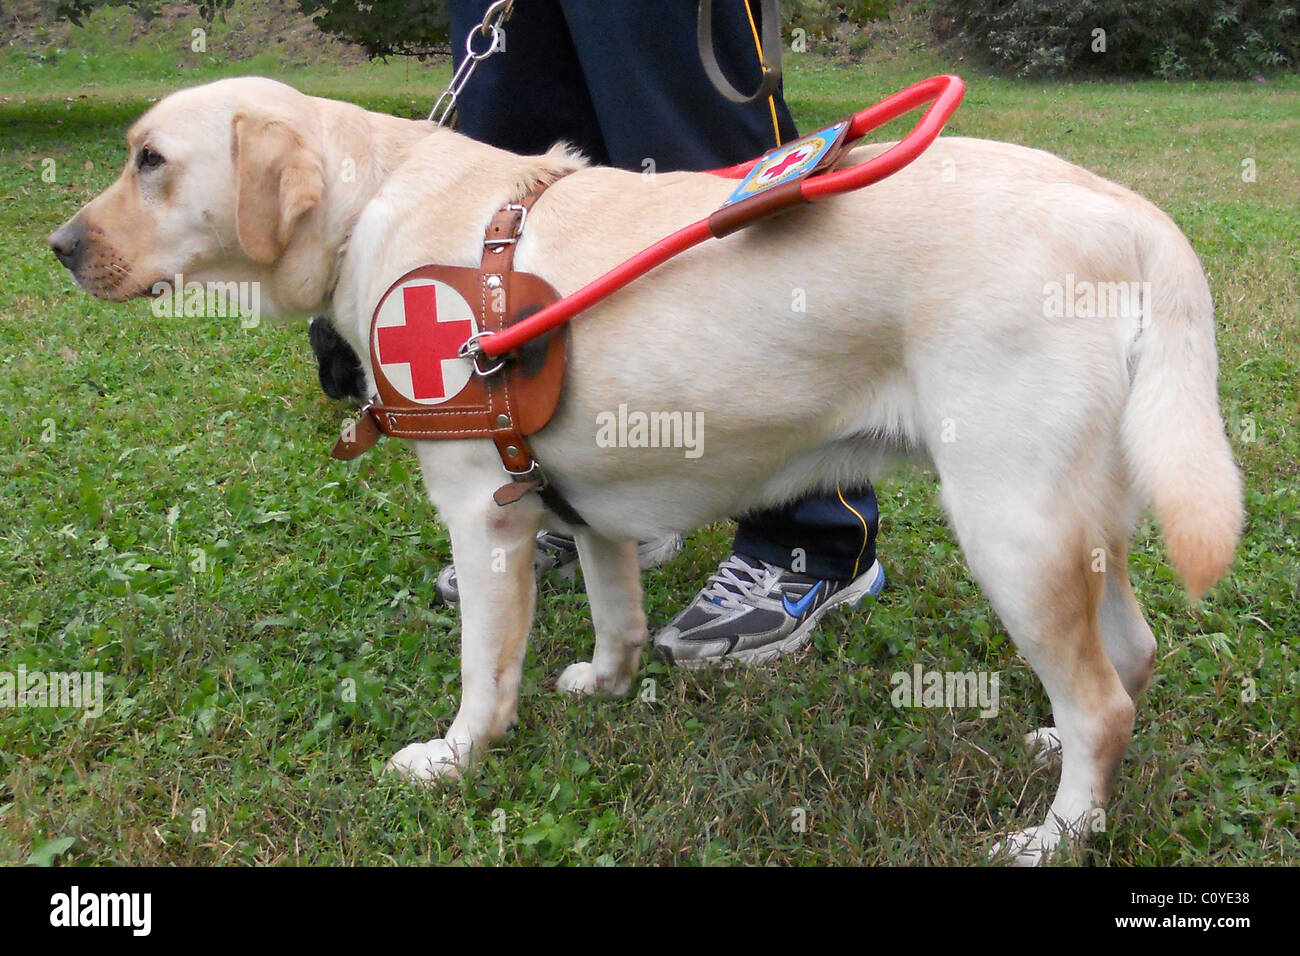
[449,0,878,580]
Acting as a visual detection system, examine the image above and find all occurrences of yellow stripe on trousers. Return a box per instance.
[741,0,783,145]
[835,484,871,579]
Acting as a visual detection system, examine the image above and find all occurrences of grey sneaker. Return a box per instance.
[433,532,683,604]
[653,552,886,667]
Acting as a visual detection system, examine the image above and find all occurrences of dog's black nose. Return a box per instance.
[49,223,83,271]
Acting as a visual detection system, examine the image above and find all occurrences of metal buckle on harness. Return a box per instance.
[345,398,375,435]
[458,331,507,377]
[485,202,528,249]
[505,459,547,489]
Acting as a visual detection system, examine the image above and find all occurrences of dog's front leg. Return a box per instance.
[557,531,647,697]
[387,469,543,781]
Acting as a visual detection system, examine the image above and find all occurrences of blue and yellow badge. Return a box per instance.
[722,120,851,207]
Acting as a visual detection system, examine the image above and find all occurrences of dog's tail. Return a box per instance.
[1123,210,1243,601]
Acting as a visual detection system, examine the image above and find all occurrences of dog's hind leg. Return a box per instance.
[939,479,1135,865]
[988,543,1133,866]
[1025,526,1156,764]
[1098,545,1157,701]
[557,531,648,697]
[387,471,545,781]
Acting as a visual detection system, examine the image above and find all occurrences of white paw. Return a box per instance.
[989,823,1059,867]
[557,661,598,696]
[384,738,466,781]
[1024,726,1062,764]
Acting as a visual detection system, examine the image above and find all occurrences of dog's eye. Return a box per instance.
[137,146,165,171]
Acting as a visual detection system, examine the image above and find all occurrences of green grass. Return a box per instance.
[0,15,1296,865]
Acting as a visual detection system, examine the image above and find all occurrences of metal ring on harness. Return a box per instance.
[458,331,508,377]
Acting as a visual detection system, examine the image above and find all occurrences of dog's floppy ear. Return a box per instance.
[231,112,324,264]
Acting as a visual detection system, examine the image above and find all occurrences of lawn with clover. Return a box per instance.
[1,6,1296,865]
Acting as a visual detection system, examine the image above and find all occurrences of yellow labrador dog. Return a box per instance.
[51,77,1242,864]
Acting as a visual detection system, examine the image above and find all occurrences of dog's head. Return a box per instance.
[49,76,326,310]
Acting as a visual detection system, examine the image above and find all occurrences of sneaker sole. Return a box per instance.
[674,559,887,670]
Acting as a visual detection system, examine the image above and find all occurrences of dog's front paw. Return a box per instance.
[989,821,1074,867]
[385,738,466,781]
[556,661,634,697]
[1023,726,1062,764]
[557,662,599,696]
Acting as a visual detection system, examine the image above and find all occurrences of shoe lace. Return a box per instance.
[699,554,784,611]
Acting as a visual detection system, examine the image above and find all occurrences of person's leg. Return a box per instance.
[653,485,886,666]
[448,0,610,162]
[557,2,886,664]
[733,484,879,580]
[559,3,882,590]
[560,0,797,171]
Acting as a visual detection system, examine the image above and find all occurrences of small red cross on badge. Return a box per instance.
[759,145,813,184]
[373,281,477,404]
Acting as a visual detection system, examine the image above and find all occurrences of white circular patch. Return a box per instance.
[371,278,479,406]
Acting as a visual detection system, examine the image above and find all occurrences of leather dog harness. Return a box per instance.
[331,182,584,521]
[330,75,966,522]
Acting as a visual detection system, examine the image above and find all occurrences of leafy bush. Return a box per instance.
[55,0,234,28]
[294,0,451,58]
[931,0,1300,78]
[786,0,895,38]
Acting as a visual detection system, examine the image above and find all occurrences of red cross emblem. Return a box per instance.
[758,145,814,184]
[371,280,478,405]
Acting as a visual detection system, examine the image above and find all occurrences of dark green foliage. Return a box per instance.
[55,0,235,28]
[932,0,1300,77]
[48,0,446,57]
[293,0,453,58]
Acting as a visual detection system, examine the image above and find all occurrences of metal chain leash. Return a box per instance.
[429,0,517,126]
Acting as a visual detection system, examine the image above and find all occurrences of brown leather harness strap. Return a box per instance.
[481,190,549,495]
[331,178,586,525]
[478,189,587,524]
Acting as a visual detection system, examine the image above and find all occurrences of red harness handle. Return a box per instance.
[476,73,965,358]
